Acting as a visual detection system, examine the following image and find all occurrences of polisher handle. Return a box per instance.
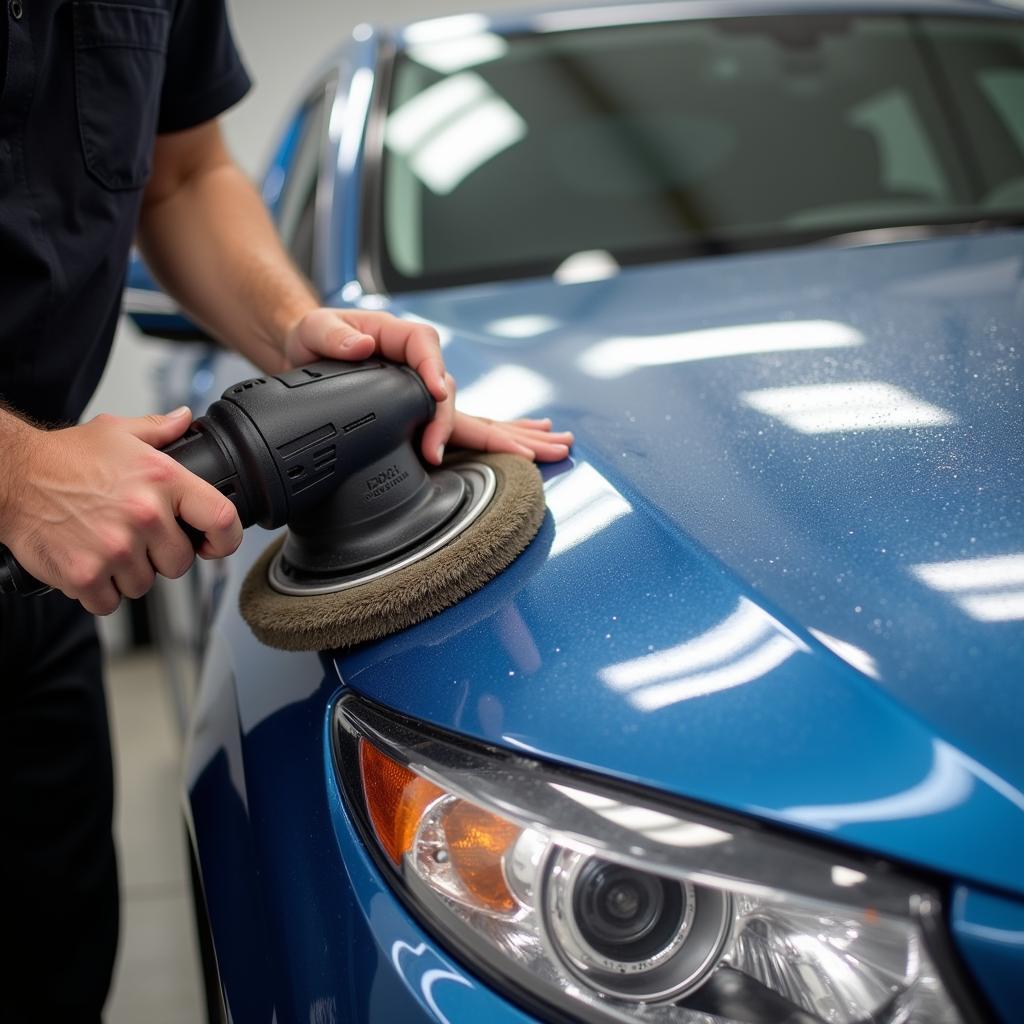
[0,549,52,596]
[0,420,239,596]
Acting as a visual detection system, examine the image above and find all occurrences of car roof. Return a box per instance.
[394,0,1024,44]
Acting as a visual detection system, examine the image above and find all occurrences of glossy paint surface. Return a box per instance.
[951,885,1024,1023]
[329,230,1024,897]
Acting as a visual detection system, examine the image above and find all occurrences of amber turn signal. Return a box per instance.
[442,801,521,913]
[359,738,523,913]
[360,739,444,864]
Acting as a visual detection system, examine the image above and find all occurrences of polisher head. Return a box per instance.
[238,452,546,651]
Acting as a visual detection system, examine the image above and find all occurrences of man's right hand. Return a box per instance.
[0,407,242,615]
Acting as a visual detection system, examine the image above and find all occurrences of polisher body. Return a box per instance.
[0,359,441,594]
[163,358,438,533]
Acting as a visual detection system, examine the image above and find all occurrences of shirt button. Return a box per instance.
[10,0,23,19]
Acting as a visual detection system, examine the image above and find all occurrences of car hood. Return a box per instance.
[334,231,1024,894]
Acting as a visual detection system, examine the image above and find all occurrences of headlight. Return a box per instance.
[334,696,978,1024]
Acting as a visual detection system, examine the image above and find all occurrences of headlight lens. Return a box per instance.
[334,696,974,1024]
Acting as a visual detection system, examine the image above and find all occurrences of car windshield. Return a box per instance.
[378,14,1024,290]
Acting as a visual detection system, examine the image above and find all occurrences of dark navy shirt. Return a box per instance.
[0,0,250,424]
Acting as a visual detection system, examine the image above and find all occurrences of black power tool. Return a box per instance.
[0,359,469,596]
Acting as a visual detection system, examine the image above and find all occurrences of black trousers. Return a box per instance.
[1,590,118,1022]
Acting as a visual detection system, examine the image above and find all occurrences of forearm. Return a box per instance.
[0,404,38,539]
[137,132,317,373]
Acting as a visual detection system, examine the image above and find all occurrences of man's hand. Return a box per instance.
[285,309,574,465]
[0,408,241,615]
[139,120,572,469]
[449,412,574,463]
[284,308,456,462]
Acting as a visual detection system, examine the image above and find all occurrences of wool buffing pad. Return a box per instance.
[239,452,545,651]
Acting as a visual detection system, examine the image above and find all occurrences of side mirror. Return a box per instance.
[123,251,211,342]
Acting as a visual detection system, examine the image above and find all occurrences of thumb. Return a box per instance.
[122,406,193,448]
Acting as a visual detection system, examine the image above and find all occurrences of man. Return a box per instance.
[0,1,571,1018]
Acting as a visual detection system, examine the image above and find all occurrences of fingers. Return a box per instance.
[12,410,238,616]
[338,310,449,402]
[448,412,535,458]
[60,547,127,616]
[141,508,197,581]
[62,486,199,613]
[172,473,242,559]
[112,547,156,601]
[148,527,196,579]
[118,406,193,447]
[286,308,376,366]
[509,431,574,461]
[449,412,573,462]
[421,372,457,465]
[78,579,123,617]
[504,423,575,446]
[286,311,451,465]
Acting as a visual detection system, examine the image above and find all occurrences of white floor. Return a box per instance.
[105,652,205,1024]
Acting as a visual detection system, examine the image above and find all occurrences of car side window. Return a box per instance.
[276,82,332,283]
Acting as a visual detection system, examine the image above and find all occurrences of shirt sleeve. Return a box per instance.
[157,0,252,134]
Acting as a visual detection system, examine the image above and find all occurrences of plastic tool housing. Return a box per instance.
[0,359,463,594]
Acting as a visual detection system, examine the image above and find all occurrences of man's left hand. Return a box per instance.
[284,307,451,462]
[284,308,573,466]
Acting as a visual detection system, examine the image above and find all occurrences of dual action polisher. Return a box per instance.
[0,360,545,650]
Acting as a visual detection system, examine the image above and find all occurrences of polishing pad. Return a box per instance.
[239,452,545,651]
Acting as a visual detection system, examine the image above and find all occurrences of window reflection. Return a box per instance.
[485,314,560,338]
[408,33,508,74]
[741,381,955,433]
[808,629,881,680]
[912,553,1024,623]
[549,783,731,848]
[390,940,471,1024]
[579,320,863,379]
[553,250,620,284]
[386,72,526,195]
[455,365,553,422]
[783,740,975,827]
[601,599,800,711]
[544,463,632,557]
[403,13,491,44]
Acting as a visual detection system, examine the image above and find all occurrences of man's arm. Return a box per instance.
[136,121,461,461]
[137,120,573,465]
[0,120,571,614]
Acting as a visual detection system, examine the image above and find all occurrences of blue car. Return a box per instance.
[128,2,1024,1021]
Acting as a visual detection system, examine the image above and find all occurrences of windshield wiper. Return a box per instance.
[811,215,1024,249]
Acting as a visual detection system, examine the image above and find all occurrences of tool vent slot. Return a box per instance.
[278,423,337,459]
[313,445,336,468]
[278,425,338,495]
[343,412,376,434]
